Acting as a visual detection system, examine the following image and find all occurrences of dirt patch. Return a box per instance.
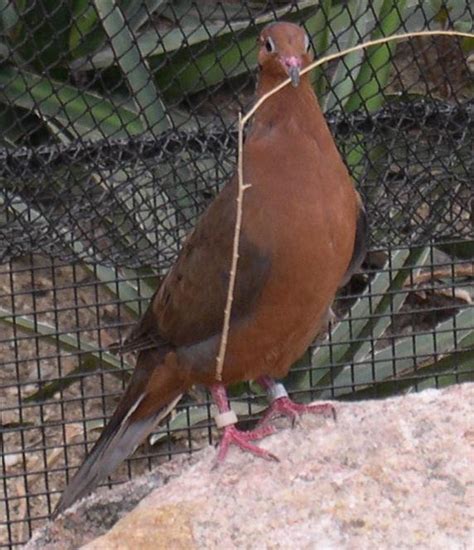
[0,256,206,546]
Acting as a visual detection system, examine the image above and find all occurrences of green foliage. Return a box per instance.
[0,65,144,140]
[0,0,428,146]
[93,0,168,134]
[0,0,320,144]
[344,0,408,113]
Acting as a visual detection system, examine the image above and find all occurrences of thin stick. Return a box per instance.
[404,263,474,287]
[214,29,473,382]
[215,113,251,381]
[243,30,473,125]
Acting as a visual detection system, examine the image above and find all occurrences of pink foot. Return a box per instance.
[210,383,279,465]
[259,396,336,428]
[216,424,279,464]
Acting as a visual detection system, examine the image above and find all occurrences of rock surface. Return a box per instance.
[27,384,474,549]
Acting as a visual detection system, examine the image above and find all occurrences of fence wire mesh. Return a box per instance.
[0,1,473,547]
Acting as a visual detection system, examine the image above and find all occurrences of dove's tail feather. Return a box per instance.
[52,347,185,518]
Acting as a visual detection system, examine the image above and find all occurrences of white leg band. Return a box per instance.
[267,382,288,402]
[214,410,238,429]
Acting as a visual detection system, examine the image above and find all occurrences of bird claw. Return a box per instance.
[258,396,336,428]
[213,424,279,467]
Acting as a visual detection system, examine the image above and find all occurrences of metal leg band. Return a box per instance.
[267,382,288,402]
[214,410,238,429]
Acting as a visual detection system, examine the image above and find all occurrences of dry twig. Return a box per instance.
[403,263,474,287]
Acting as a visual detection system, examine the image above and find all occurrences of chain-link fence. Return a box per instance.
[1,1,472,547]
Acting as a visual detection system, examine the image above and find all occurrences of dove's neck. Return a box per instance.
[249,73,328,143]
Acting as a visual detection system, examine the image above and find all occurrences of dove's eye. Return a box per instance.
[265,37,276,53]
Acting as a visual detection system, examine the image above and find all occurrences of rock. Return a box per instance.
[26,384,474,549]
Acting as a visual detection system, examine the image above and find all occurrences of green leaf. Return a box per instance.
[0,65,144,138]
[90,167,180,263]
[75,257,144,319]
[343,347,474,400]
[415,350,474,388]
[305,0,333,97]
[313,247,430,396]
[359,306,473,378]
[121,266,159,299]
[23,355,130,403]
[323,0,371,112]
[152,2,320,97]
[0,306,126,372]
[313,249,412,372]
[345,0,408,113]
[94,0,169,135]
[125,0,167,32]
[286,247,433,399]
[9,0,72,70]
[343,133,367,180]
[0,0,19,34]
[69,0,104,59]
[339,306,474,399]
[70,0,166,59]
[79,262,158,321]
[77,0,319,82]
[347,247,431,366]
[68,2,322,99]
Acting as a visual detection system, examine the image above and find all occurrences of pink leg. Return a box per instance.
[210,384,278,463]
[257,376,336,427]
